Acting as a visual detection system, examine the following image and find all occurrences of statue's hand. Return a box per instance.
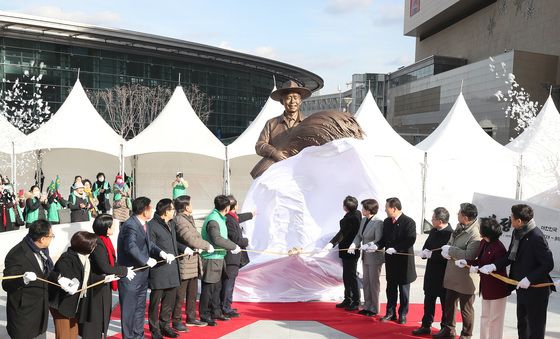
[272,150,288,161]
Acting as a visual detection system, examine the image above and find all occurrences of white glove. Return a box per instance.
[184,247,194,256]
[323,243,334,251]
[126,267,136,281]
[469,266,479,274]
[455,259,467,268]
[67,278,80,295]
[231,245,242,254]
[347,243,357,254]
[365,242,378,253]
[58,277,73,291]
[385,247,397,255]
[554,279,560,289]
[517,277,530,289]
[146,258,158,268]
[104,274,119,283]
[479,264,497,275]
[441,245,451,259]
[421,249,432,259]
[164,253,176,264]
[206,244,215,253]
[23,272,37,285]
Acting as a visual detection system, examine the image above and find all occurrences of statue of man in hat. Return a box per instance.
[254,80,311,163]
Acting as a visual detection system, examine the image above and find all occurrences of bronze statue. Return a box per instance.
[251,81,364,178]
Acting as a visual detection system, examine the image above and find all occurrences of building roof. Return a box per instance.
[0,11,323,92]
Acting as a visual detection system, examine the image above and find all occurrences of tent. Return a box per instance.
[124,86,225,209]
[507,96,560,207]
[416,93,519,221]
[0,114,25,185]
[16,79,124,193]
[353,90,424,231]
[226,87,283,204]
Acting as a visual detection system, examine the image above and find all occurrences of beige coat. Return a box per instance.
[443,220,481,295]
[172,213,210,280]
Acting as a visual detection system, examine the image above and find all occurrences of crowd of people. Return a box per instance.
[2,169,253,339]
[325,196,556,339]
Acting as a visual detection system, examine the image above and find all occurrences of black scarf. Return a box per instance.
[508,219,536,261]
[24,234,54,275]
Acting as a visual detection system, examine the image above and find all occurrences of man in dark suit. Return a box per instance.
[221,195,253,318]
[325,195,362,311]
[118,197,177,339]
[413,207,453,335]
[480,204,554,339]
[148,198,189,339]
[2,219,75,339]
[376,197,417,324]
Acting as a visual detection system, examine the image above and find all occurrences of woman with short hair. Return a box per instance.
[455,217,510,339]
[50,231,117,339]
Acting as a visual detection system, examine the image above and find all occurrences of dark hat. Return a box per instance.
[271,80,312,102]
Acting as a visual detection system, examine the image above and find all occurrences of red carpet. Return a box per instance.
[109,302,461,338]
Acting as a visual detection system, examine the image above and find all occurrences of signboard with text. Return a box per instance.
[410,0,420,17]
[473,192,560,274]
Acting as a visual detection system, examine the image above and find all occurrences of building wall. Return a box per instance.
[415,0,560,65]
[404,0,460,35]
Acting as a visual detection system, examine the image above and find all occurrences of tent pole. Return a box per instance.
[515,154,523,200]
[420,152,428,234]
[11,141,16,190]
[119,144,124,183]
[132,155,138,200]
[224,148,231,195]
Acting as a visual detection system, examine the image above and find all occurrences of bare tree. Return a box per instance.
[88,83,213,139]
[184,84,213,124]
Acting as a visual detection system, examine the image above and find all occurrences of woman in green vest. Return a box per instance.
[25,185,48,227]
[93,172,111,214]
[112,175,131,222]
[46,180,68,225]
[172,172,189,200]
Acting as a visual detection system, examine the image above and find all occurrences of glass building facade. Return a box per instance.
[0,13,322,140]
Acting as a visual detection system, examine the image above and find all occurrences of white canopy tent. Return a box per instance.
[124,86,225,209]
[17,79,124,193]
[0,114,25,186]
[226,87,283,204]
[353,90,424,231]
[416,92,519,221]
[507,95,560,209]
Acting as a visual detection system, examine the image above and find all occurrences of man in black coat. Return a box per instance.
[376,197,417,324]
[221,195,253,318]
[117,197,175,339]
[148,199,189,339]
[412,207,453,336]
[325,196,362,311]
[2,220,75,339]
[480,204,555,339]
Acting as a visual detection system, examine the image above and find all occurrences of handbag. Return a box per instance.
[239,250,250,268]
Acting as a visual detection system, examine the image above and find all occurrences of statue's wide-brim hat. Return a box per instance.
[271,80,312,102]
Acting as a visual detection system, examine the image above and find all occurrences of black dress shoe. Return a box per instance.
[160,326,179,338]
[224,310,240,318]
[200,318,217,326]
[335,300,351,308]
[357,309,369,315]
[432,327,455,339]
[171,322,189,332]
[345,302,359,311]
[151,331,164,339]
[186,319,208,327]
[212,314,231,321]
[412,327,431,335]
[380,314,397,322]
[398,316,407,324]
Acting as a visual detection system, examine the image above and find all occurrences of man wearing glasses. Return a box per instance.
[2,220,76,339]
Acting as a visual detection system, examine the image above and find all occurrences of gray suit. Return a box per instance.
[352,216,384,313]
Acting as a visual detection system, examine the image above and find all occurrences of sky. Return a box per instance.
[0,0,415,93]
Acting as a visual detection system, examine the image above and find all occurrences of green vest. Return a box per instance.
[93,181,111,199]
[47,201,62,223]
[201,209,228,260]
[25,198,41,224]
[172,183,187,200]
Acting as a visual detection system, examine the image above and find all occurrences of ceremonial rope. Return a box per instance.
[1,246,555,290]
